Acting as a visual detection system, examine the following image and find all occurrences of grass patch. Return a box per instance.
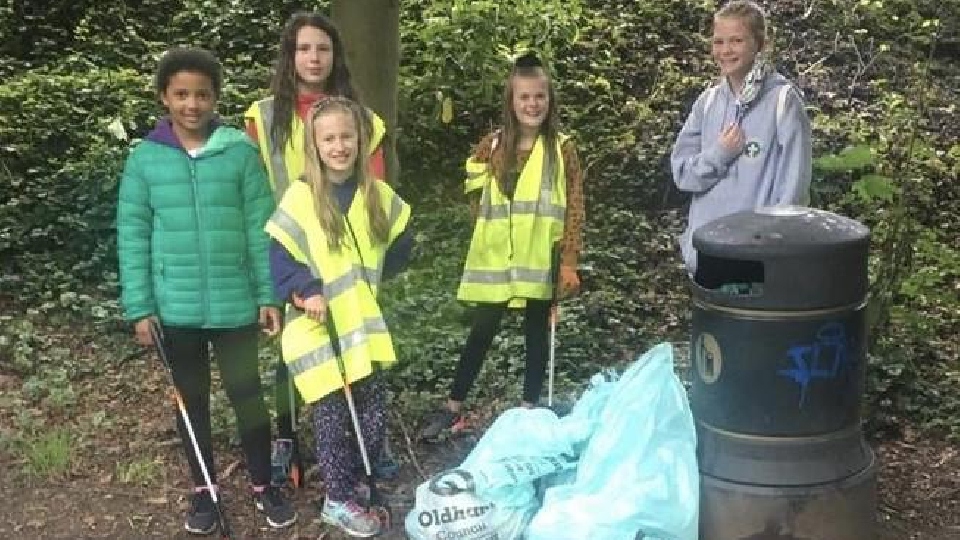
[115,457,162,485]
[17,427,74,479]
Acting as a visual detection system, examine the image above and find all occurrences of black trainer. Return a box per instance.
[418,408,469,441]
[184,490,217,535]
[254,486,297,529]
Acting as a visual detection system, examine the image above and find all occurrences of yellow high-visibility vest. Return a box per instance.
[264,180,410,404]
[457,134,567,305]
[245,97,386,200]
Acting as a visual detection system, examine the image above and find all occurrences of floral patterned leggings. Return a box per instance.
[311,372,386,502]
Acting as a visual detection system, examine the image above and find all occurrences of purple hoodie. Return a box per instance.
[145,116,223,149]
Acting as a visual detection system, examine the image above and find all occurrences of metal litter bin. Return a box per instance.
[689,206,876,540]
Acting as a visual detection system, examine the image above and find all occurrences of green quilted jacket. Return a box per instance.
[117,120,277,327]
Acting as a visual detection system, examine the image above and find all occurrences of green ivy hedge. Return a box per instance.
[1,0,958,437]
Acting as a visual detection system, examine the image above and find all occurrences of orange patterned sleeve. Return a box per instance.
[560,139,584,268]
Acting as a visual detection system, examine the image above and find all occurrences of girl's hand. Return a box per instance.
[719,123,745,154]
[298,295,327,322]
[134,316,159,346]
[557,265,581,299]
[259,306,281,336]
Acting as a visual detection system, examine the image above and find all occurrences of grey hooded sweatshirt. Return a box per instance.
[670,72,812,273]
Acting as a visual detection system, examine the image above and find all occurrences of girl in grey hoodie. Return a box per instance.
[671,0,812,277]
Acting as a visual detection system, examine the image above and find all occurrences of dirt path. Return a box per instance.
[1,355,957,539]
[2,433,958,539]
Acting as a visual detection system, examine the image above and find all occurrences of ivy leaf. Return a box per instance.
[441,96,454,124]
[814,145,875,172]
[852,174,898,202]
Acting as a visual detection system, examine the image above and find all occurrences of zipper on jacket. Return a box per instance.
[189,157,209,323]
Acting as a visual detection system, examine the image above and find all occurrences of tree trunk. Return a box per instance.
[331,0,401,185]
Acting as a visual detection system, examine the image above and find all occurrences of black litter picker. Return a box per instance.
[271,358,304,489]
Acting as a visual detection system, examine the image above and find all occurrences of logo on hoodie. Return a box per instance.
[744,140,762,159]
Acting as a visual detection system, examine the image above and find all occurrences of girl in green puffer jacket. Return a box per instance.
[116,47,296,535]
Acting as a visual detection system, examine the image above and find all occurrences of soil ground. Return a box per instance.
[0,352,957,539]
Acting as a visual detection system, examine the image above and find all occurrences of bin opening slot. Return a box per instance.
[695,254,765,295]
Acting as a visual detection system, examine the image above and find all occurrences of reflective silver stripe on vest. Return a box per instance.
[480,201,565,221]
[475,145,565,223]
[286,317,390,377]
[387,192,404,226]
[273,206,316,328]
[270,208,318,275]
[258,98,291,200]
[460,267,551,285]
[479,185,494,218]
[285,264,375,325]
[272,207,381,325]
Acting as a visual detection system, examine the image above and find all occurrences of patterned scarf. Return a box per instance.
[735,56,771,124]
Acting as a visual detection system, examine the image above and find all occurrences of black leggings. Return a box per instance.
[450,300,551,404]
[160,324,271,487]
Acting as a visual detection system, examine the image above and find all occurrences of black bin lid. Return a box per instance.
[691,206,870,310]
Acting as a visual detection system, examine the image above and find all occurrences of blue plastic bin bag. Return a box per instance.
[526,343,699,540]
[460,407,578,507]
[555,368,620,451]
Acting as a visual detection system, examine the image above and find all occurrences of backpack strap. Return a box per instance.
[702,85,719,116]
[776,84,792,126]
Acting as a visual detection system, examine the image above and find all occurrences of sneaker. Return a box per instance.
[354,483,372,506]
[373,439,400,479]
[254,486,297,529]
[374,452,400,479]
[321,498,381,538]
[184,490,217,536]
[418,408,468,441]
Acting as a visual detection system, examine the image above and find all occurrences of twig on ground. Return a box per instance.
[393,411,427,481]
[932,448,958,469]
[221,459,241,480]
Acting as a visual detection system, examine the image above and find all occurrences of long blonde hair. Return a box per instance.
[301,97,390,251]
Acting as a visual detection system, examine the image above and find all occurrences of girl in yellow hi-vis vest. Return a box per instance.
[265,97,412,538]
[420,53,586,441]
[244,12,387,190]
[244,11,395,486]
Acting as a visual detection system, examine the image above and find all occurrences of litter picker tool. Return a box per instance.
[548,303,559,408]
[548,244,562,409]
[326,312,392,530]
[272,355,304,489]
[547,244,574,416]
[148,320,233,539]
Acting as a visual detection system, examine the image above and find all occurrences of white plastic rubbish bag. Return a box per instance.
[526,343,700,540]
[405,408,579,540]
[404,468,528,540]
